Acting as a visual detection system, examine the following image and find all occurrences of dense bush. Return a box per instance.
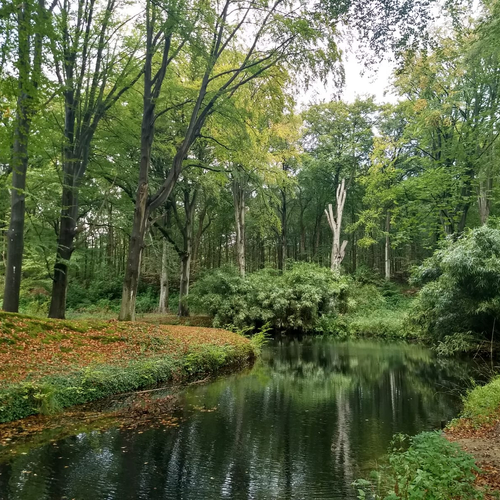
[64,271,159,315]
[409,226,500,353]
[354,432,481,499]
[343,281,412,339]
[189,263,350,333]
[460,376,500,427]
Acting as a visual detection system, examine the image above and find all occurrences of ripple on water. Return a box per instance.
[0,339,487,500]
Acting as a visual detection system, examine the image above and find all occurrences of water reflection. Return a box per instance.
[0,339,485,499]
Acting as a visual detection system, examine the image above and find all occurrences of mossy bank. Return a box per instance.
[0,312,257,423]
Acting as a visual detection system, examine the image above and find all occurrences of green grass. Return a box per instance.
[0,342,254,423]
[347,309,409,339]
[460,376,500,427]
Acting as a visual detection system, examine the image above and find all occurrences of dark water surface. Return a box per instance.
[0,339,488,500]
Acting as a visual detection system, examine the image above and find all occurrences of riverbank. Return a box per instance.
[445,376,500,497]
[0,312,256,423]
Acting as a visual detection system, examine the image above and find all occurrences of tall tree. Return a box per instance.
[3,0,54,312]
[48,0,142,318]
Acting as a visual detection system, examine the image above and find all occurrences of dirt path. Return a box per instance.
[446,422,500,497]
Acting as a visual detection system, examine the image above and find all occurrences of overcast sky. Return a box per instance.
[296,43,399,110]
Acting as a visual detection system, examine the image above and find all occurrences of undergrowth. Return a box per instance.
[0,313,256,423]
[354,432,482,499]
[0,343,254,423]
[459,376,500,428]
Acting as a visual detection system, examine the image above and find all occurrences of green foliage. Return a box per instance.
[341,283,413,339]
[189,263,350,333]
[0,342,254,423]
[348,309,408,339]
[409,226,500,352]
[248,323,272,354]
[355,432,482,500]
[63,271,159,316]
[461,376,500,428]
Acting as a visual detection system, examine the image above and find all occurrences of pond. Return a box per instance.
[0,339,488,499]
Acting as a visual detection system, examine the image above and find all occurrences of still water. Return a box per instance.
[0,339,487,499]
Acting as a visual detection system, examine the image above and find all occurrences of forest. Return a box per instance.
[1,0,500,354]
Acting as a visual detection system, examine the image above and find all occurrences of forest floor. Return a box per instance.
[446,396,500,497]
[0,312,255,423]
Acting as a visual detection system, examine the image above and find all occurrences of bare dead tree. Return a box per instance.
[325,178,348,271]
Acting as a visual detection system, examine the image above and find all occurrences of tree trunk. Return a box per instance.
[325,179,348,271]
[48,179,78,318]
[478,177,492,225]
[385,210,390,281]
[299,209,306,260]
[3,0,43,312]
[3,106,30,312]
[279,189,287,272]
[177,187,196,317]
[232,178,246,276]
[192,205,207,274]
[159,239,169,313]
[119,181,150,321]
[178,252,191,317]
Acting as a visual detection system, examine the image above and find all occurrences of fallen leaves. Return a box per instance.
[446,412,500,497]
[0,314,250,387]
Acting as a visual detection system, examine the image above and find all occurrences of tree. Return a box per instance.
[119,0,431,319]
[2,0,54,312]
[325,179,348,271]
[48,0,143,318]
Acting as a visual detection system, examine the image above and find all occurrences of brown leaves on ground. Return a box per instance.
[0,391,186,458]
[446,413,500,498]
[0,313,250,387]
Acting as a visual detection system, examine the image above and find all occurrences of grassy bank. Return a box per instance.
[0,312,256,423]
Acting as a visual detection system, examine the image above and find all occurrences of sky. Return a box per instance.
[342,55,398,103]
[296,44,399,109]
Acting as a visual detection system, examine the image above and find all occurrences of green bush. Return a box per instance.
[189,263,350,333]
[461,376,500,427]
[408,226,500,352]
[136,288,159,314]
[348,309,408,338]
[354,432,482,500]
[342,282,412,339]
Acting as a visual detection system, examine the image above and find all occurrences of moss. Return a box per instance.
[0,313,256,423]
[0,343,254,424]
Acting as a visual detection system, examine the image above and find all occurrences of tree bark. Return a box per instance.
[119,181,150,321]
[479,176,492,225]
[48,178,79,318]
[178,188,196,317]
[159,239,169,313]
[3,103,30,312]
[232,178,246,276]
[385,210,390,281]
[279,188,287,272]
[325,179,348,271]
[178,253,191,317]
[3,0,45,312]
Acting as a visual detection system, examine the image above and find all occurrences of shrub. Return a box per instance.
[343,282,412,339]
[461,376,500,427]
[136,288,159,314]
[189,263,350,333]
[408,226,500,351]
[354,432,482,500]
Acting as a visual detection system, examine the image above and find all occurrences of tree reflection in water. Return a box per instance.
[0,339,485,500]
